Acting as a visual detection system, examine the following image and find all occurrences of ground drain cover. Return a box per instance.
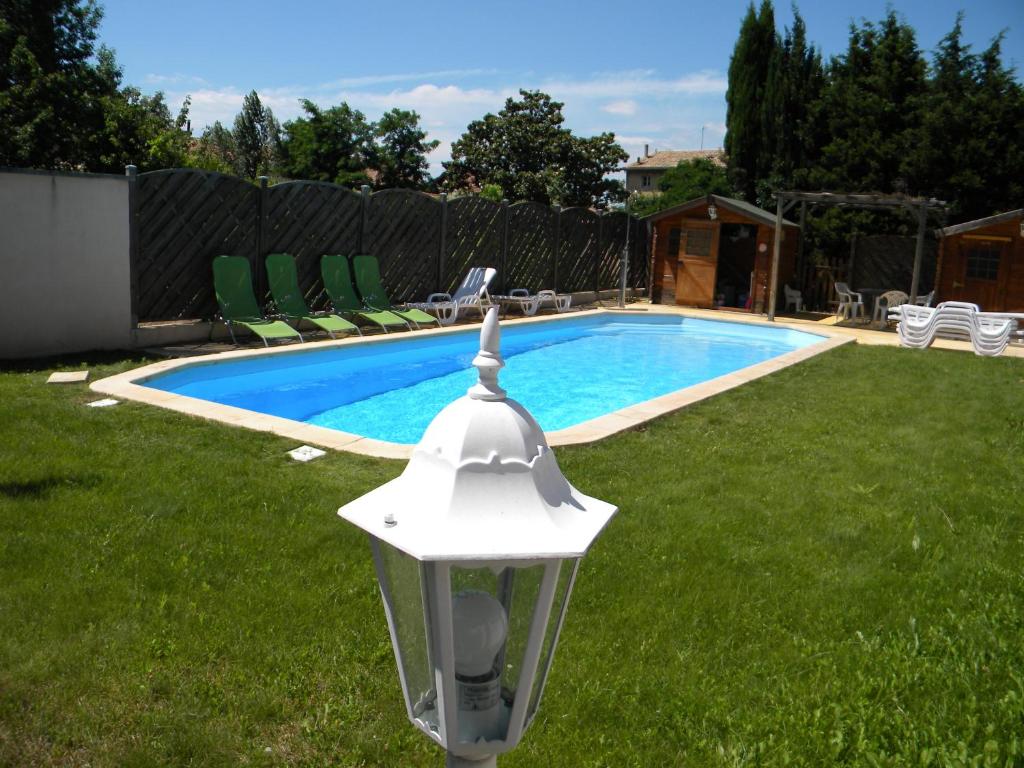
[288,445,326,462]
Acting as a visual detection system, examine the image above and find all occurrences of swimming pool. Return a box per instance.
[140,313,827,445]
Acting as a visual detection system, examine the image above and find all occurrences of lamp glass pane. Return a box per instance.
[526,558,578,723]
[449,563,545,745]
[376,542,440,735]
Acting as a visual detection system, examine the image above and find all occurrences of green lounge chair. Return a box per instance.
[212,255,304,347]
[320,254,410,333]
[266,253,361,339]
[352,254,440,329]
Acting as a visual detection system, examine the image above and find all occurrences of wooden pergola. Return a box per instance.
[767,191,946,321]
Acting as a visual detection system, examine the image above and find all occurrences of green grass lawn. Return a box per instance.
[1,344,1023,767]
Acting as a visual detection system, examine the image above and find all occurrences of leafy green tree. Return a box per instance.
[279,99,372,187]
[444,90,627,207]
[232,90,280,179]
[725,1,778,202]
[369,108,439,189]
[186,120,236,174]
[628,158,734,216]
[478,183,503,202]
[0,0,109,168]
[0,0,190,172]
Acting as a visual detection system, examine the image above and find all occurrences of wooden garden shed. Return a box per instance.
[645,195,799,312]
[935,209,1024,311]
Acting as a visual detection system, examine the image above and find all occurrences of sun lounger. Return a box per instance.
[408,266,496,326]
[536,289,572,313]
[212,255,304,346]
[896,301,1017,356]
[266,253,361,339]
[494,289,540,317]
[352,254,440,329]
[495,287,571,316]
[320,254,410,333]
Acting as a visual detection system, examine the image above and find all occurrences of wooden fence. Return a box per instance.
[131,169,649,322]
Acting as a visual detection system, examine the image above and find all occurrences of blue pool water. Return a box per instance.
[144,315,823,444]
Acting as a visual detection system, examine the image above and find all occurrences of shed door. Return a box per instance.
[675,221,720,308]
[951,236,1010,310]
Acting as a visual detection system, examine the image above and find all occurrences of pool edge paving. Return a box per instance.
[92,308,853,459]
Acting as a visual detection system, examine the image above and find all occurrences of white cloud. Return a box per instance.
[602,99,638,115]
[144,73,210,87]
[318,69,497,89]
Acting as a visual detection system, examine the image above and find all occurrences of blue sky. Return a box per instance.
[99,0,1023,173]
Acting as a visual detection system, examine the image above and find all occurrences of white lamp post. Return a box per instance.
[338,308,618,767]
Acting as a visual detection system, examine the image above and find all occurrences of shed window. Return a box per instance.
[965,245,1001,281]
[684,228,713,257]
[641,175,651,188]
[667,227,681,256]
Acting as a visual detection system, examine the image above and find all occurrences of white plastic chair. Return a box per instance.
[409,267,497,326]
[872,290,909,328]
[783,285,803,313]
[913,290,935,307]
[834,282,865,321]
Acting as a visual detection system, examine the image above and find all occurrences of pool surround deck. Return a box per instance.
[92,306,853,459]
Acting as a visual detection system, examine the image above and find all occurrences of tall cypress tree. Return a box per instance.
[725,0,778,202]
[811,11,927,194]
[232,90,280,179]
[763,8,825,193]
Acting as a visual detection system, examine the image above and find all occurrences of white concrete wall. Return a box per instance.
[0,170,132,359]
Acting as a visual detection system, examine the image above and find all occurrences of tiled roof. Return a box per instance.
[625,149,726,170]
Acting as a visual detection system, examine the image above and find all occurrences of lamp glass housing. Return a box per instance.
[371,538,580,758]
[373,540,442,735]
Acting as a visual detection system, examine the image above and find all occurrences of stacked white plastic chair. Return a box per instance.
[895,301,1017,356]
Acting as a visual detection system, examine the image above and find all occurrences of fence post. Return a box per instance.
[594,214,603,297]
[125,165,139,327]
[438,192,448,293]
[619,215,630,308]
[646,220,654,301]
[552,205,561,292]
[500,199,510,294]
[359,184,372,253]
[255,176,269,303]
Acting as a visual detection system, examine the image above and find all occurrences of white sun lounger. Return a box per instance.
[895,302,1017,356]
[408,267,497,326]
[494,289,541,317]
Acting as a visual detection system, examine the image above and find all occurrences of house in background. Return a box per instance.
[624,146,726,194]
[935,208,1024,311]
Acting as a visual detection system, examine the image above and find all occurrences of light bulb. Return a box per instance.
[452,590,508,679]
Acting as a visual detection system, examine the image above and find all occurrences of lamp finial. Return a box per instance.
[468,307,506,401]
